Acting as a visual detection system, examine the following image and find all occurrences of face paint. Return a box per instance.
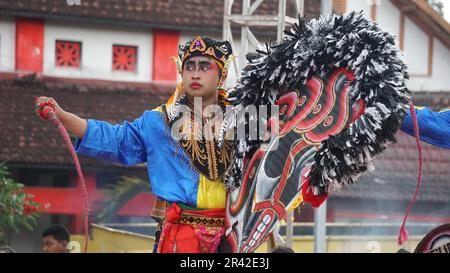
[184,59,218,73]
[182,56,221,99]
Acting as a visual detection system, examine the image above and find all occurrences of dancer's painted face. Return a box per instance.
[182,56,220,99]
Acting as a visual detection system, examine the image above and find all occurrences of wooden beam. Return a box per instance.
[399,12,405,51]
[332,0,347,15]
[370,1,377,21]
[428,35,434,77]
[390,0,450,49]
[400,4,416,13]
[412,0,450,35]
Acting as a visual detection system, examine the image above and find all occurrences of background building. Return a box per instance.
[0,0,448,252]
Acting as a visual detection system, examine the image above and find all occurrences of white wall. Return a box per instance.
[407,39,450,91]
[404,17,429,75]
[376,0,401,45]
[343,0,450,92]
[0,16,15,72]
[44,20,152,82]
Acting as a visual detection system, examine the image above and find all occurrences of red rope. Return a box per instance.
[45,108,90,253]
[398,101,423,246]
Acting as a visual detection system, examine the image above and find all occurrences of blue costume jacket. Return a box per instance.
[401,107,450,149]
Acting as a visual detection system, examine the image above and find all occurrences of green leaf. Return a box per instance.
[0,165,40,234]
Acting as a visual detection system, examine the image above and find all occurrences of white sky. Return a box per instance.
[444,1,450,22]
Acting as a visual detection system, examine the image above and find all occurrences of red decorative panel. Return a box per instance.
[23,172,101,215]
[55,40,81,68]
[112,45,137,72]
[152,30,179,81]
[15,18,44,73]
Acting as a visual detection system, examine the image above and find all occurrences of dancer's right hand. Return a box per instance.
[35,96,63,120]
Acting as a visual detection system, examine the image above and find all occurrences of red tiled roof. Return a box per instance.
[0,74,173,167]
[334,132,450,203]
[0,0,321,33]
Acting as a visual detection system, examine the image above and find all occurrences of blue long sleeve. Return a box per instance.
[400,107,450,149]
[75,115,148,165]
[73,110,200,207]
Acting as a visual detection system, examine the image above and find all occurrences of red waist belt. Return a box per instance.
[157,203,226,253]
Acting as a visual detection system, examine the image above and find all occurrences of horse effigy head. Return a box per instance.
[223,12,410,253]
